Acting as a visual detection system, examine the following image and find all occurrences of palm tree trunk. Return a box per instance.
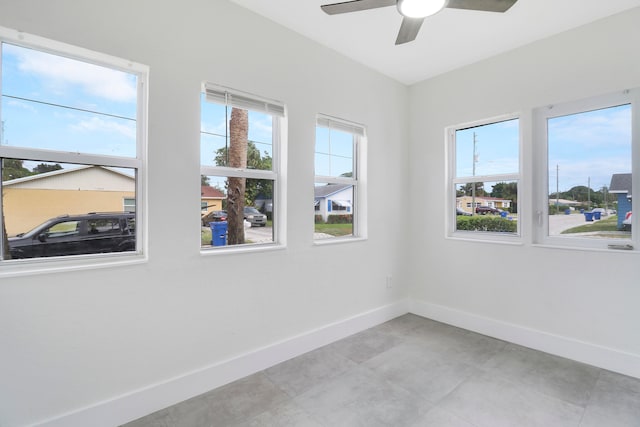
[227,108,248,245]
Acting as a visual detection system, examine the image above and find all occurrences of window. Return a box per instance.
[0,27,147,267]
[448,115,520,239]
[534,90,637,250]
[200,83,285,250]
[124,197,136,212]
[314,115,365,241]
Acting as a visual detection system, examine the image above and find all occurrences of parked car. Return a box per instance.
[456,208,471,216]
[591,208,608,216]
[202,210,227,226]
[243,206,267,227]
[623,211,632,231]
[8,212,135,259]
[475,206,502,215]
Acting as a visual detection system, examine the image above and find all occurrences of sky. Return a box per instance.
[548,104,631,193]
[456,106,631,195]
[1,42,138,166]
[456,118,519,194]
[315,126,354,178]
[3,42,632,197]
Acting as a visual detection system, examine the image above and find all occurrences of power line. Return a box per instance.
[2,94,135,122]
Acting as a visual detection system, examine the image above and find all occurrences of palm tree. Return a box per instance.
[227,108,248,245]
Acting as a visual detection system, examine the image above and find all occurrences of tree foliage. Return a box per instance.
[3,160,63,181]
[2,159,31,181]
[491,182,518,213]
[32,163,62,174]
[214,141,273,207]
[457,182,485,197]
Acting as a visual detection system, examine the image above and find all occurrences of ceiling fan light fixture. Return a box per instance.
[397,0,448,18]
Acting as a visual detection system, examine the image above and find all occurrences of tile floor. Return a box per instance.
[123,314,640,427]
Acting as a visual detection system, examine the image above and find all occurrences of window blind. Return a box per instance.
[204,83,285,117]
[317,115,365,137]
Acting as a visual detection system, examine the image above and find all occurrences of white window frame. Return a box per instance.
[314,114,367,244]
[533,89,639,252]
[0,26,148,276]
[200,82,287,253]
[446,113,522,243]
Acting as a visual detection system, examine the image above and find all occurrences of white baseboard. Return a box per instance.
[410,299,640,380]
[32,299,410,427]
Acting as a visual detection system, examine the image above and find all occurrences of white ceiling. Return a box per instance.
[228,0,640,85]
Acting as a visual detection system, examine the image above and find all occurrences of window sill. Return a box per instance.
[531,242,638,254]
[313,236,367,246]
[446,233,523,246]
[0,252,147,278]
[200,242,286,256]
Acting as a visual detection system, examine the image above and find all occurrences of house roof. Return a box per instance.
[3,165,134,186]
[201,186,225,199]
[3,165,134,192]
[610,173,632,197]
[314,184,352,199]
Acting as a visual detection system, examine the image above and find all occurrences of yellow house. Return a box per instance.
[456,195,512,214]
[201,185,225,214]
[2,166,135,236]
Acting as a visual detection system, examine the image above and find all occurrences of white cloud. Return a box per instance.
[71,116,136,140]
[6,43,136,103]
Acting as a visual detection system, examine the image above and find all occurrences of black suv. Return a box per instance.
[8,212,135,259]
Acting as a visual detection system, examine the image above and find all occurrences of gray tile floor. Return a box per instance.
[123,314,640,427]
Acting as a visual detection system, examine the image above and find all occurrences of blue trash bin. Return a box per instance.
[211,221,228,246]
[564,209,571,215]
[580,209,585,214]
[500,211,508,218]
[593,211,602,220]
[584,212,594,222]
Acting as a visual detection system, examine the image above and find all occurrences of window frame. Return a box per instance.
[533,89,639,251]
[0,26,148,276]
[446,113,522,243]
[314,114,367,244]
[199,82,287,253]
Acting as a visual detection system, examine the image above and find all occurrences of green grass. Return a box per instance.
[201,228,212,246]
[314,223,353,237]
[561,215,621,234]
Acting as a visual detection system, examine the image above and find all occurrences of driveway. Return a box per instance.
[548,213,592,235]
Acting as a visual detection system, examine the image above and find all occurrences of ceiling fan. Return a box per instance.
[320,0,519,45]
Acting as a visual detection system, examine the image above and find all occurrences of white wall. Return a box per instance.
[409,7,640,378]
[0,1,410,426]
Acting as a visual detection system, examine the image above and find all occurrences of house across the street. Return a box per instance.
[314,183,353,222]
[610,173,632,230]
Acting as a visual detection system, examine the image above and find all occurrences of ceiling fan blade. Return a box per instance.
[395,17,424,45]
[446,0,518,13]
[321,0,396,15]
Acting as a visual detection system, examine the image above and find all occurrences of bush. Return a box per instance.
[326,214,352,224]
[549,205,571,215]
[456,216,517,232]
[314,214,324,224]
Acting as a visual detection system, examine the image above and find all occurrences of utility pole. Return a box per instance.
[471,132,477,215]
[556,163,560,213]
[587,177,591,209]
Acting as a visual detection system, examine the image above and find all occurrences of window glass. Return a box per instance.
[2,159,137,259]
[1,43,137,157]
[200,175,274,247]
[1,32,145,265]
[200,84,282,250]
[314,115,363,241]
[450,117,520,237]
[314,183,354,240]
[541,101,633,244]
